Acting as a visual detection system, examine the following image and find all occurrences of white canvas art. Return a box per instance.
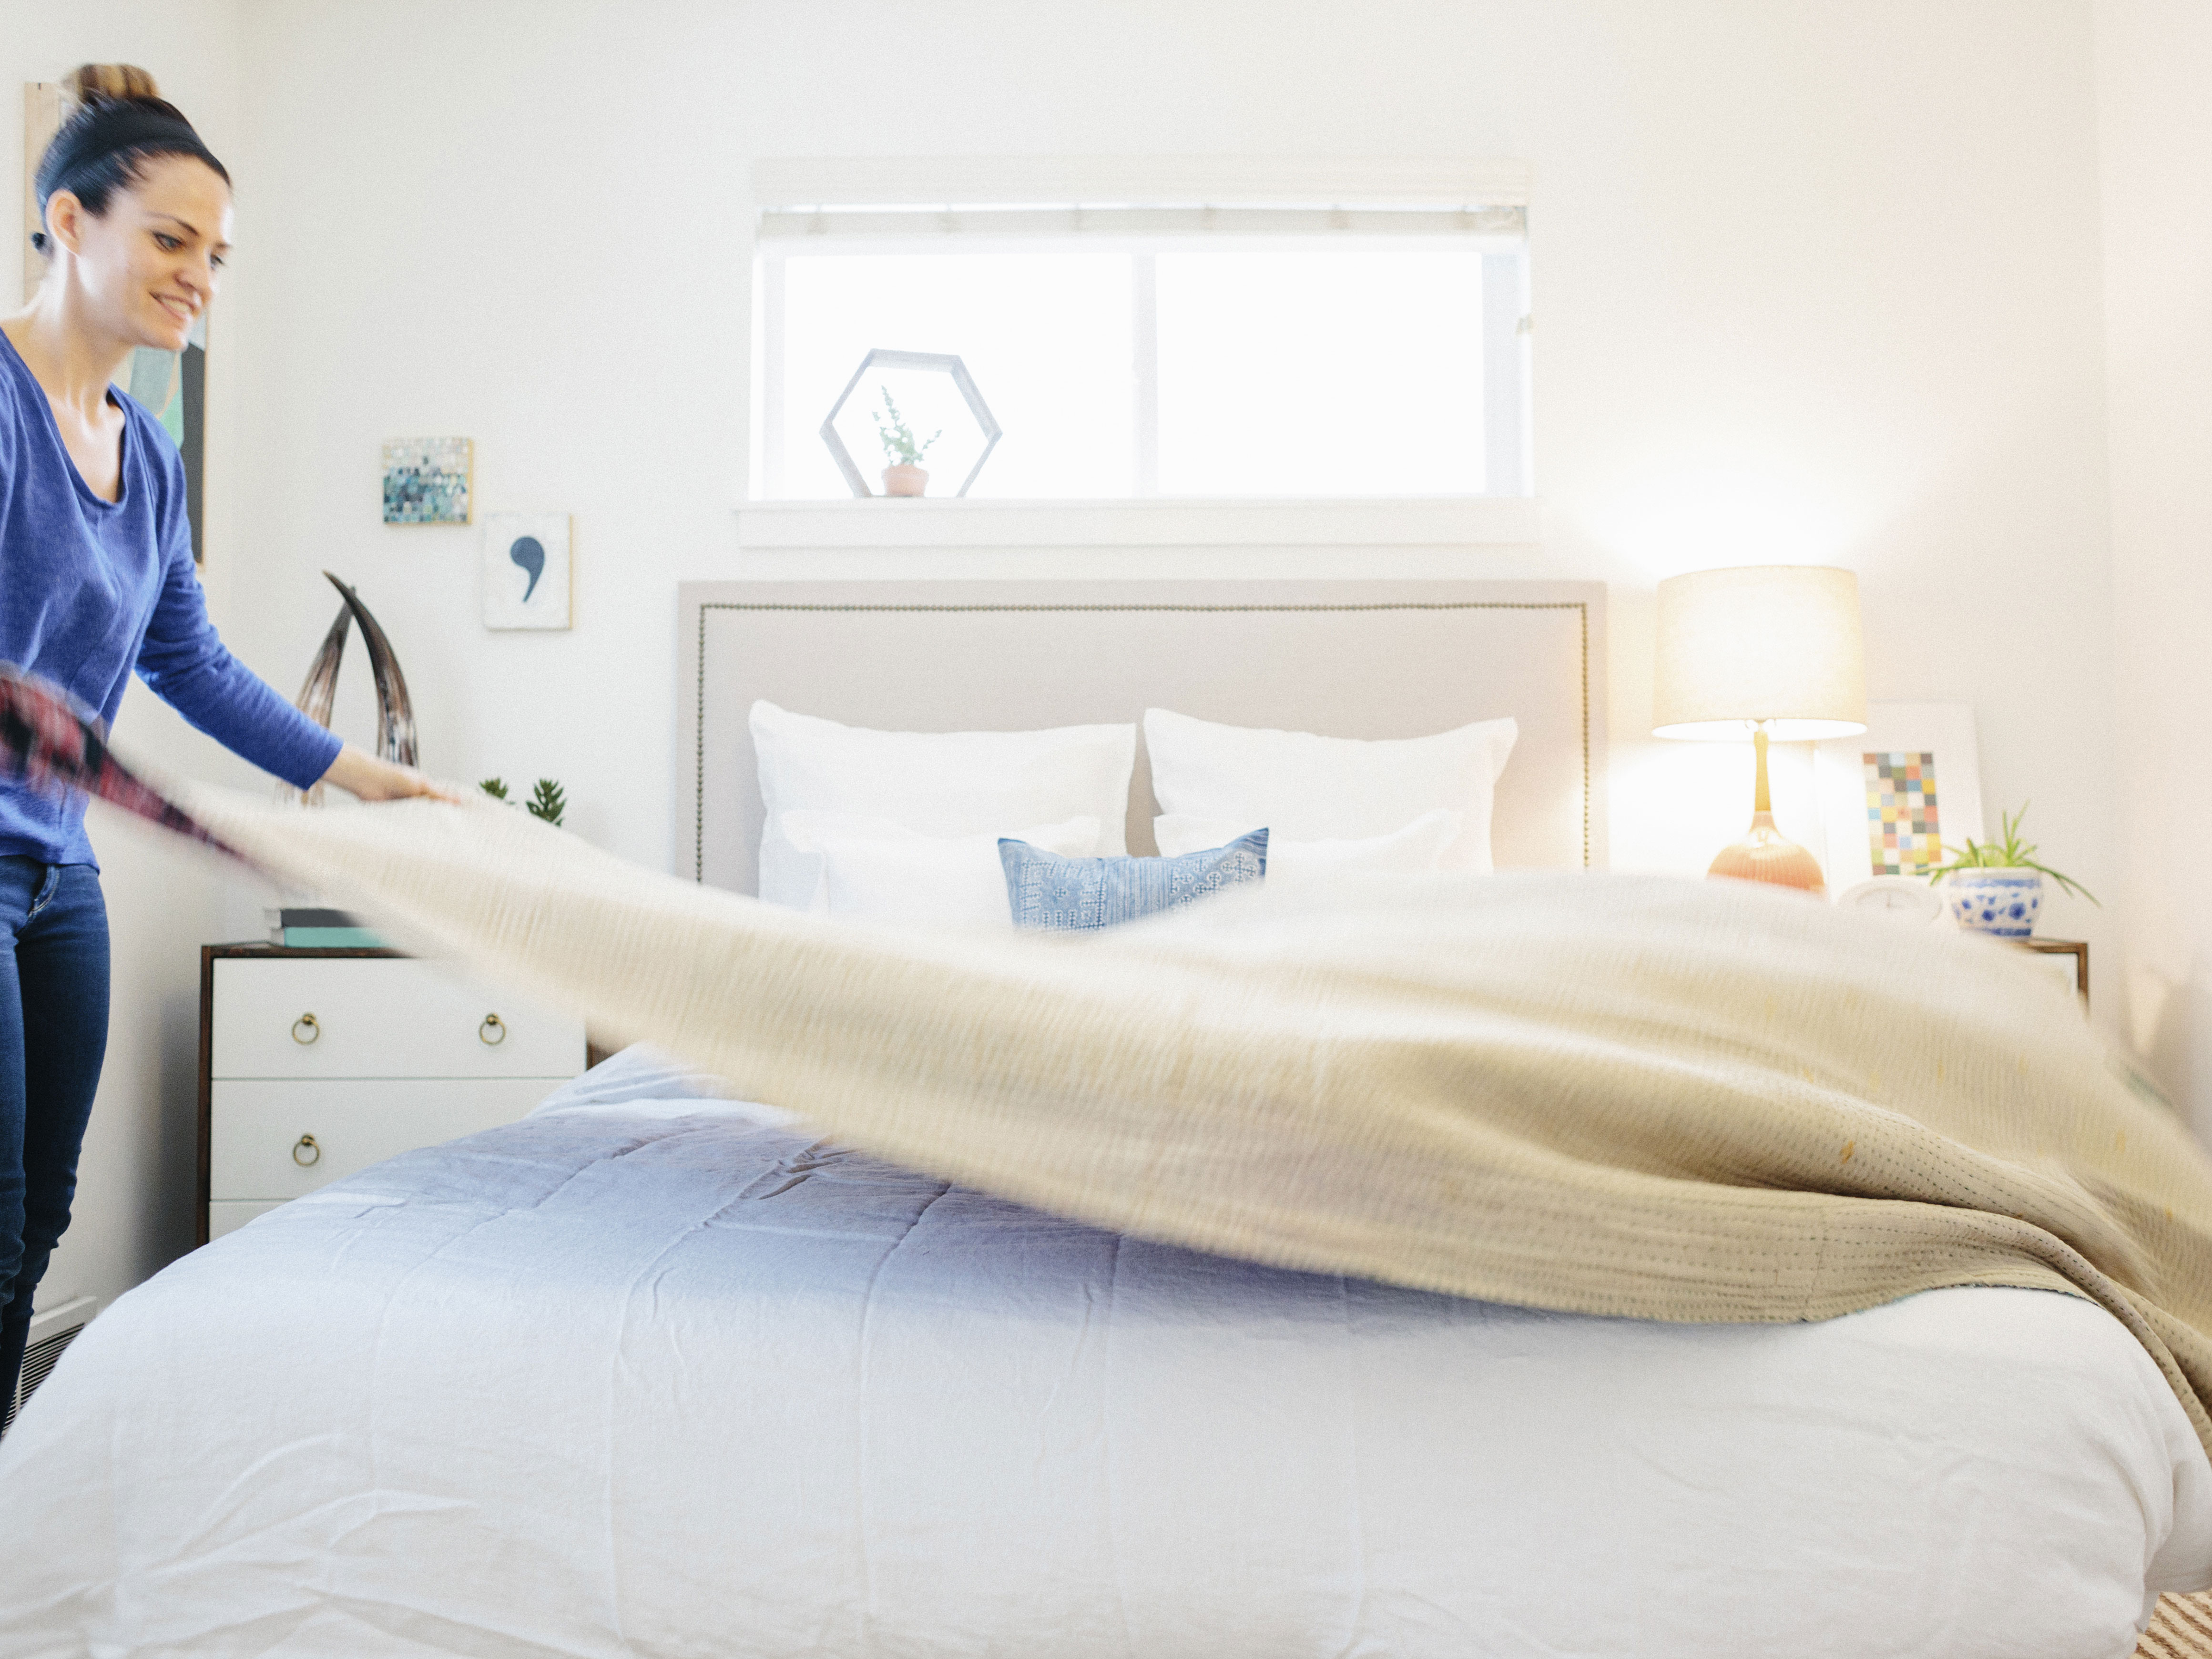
[481,512,572,631]
[1812,702,1985,890]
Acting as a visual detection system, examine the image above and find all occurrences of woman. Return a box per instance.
[0,65,442,1418]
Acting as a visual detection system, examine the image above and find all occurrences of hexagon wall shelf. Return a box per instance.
[819,348,1002,498]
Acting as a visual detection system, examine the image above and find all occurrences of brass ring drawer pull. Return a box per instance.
[292,1133,321,1167]
[291,1013,320,1045]
[479,1014,506,1046]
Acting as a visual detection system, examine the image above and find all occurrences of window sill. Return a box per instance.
[733,496,1543,550]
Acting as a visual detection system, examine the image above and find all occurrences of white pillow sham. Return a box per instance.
[1142,708,1517,875]
[811,815,1100,931]
[1153,808,1463,890]
[529,1044,800,1130]
[529,1043,733,1113]
[752,701,1136,908]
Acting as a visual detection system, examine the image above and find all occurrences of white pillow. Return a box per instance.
[808,815,1100,930]
[752,701,1136,908]
[781,811,1101,916]
[1153,808,1463,890]
[529,1043,733,1113]
[1142,708,1517,874]
[529,1044,799,1130]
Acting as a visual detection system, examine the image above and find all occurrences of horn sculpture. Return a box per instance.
[285,573,419,805]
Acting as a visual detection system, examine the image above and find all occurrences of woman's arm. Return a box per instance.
[134,453,453,804]
[136,548,346,789]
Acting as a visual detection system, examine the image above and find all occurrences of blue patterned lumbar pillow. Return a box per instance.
[1000,828,1268,931]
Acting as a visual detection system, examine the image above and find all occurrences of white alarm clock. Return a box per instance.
[1836,877,1947,925]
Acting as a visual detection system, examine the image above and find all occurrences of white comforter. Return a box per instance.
[1,1089,2207,1658]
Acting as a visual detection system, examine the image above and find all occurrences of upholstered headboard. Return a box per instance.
[678,580,1608,890]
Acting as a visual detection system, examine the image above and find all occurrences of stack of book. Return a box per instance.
[263,907,387,948]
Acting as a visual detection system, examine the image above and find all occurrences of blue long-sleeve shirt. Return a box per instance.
[0,329,341,867]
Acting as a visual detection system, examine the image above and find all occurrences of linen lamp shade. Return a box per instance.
[1652,566,1867,740]
[1651,564,1867,893]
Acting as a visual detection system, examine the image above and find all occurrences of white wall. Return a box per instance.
[2096,0,2212,1134]
[220,0,2120,939]
[0,0,269,1320]
[7,0,2141,1307]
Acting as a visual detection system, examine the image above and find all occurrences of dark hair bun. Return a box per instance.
[66,63,163,107]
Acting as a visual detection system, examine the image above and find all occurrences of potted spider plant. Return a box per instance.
[872,387,941,497]
[1924,803,2096,937]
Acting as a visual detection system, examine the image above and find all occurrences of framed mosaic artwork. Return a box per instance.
[1813,702,1985,890]
[382,438,474,525]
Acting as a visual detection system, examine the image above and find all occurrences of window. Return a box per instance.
[751,196,1529,502]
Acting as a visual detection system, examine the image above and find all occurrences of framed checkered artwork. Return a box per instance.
[1813,704,1984,892]
[1863,751,1941,875]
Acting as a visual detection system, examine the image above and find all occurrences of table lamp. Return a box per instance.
[1652,565,1867,893]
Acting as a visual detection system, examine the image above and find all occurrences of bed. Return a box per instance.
[0,579,2206,1657]
[1,1060,2206,1656]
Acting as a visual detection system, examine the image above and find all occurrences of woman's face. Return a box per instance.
[47,153,233,352]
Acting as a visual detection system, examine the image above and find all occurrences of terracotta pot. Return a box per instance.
[882,464,928,497]
[1942,867,2044,938]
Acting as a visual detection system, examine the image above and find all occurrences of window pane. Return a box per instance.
[1153,251,1485,496]
[777,253,1133,498]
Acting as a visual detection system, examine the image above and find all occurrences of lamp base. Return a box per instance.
[1708,811,1825,895]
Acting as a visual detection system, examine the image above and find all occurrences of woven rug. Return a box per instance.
[2145,1595,2212,1657]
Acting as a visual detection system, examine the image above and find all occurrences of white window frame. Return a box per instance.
[740,158,1539,550]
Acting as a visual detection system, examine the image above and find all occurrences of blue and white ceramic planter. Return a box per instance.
[1942,868,2044,938]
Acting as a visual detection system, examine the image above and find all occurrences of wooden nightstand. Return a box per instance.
[2010,938,2088,1009]
[196,945,587,1245]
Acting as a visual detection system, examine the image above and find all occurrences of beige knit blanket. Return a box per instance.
[159,787,2212,1455]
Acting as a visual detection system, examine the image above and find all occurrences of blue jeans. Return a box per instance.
[0,859,109,1420]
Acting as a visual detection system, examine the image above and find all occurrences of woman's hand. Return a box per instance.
[316,744,464,804]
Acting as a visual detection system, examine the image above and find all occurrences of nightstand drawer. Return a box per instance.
[209,1078,553,1200]
[212,959,582,1079]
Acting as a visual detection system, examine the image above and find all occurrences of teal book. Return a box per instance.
[284,926,387,948]
[279,908,386,949]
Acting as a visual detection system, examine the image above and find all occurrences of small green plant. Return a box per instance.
[1925,802,2097,904]
[872,387,941,467]
[526,777,567,827]
[478,775,566,828]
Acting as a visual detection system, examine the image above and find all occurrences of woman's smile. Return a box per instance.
[151,291,195,333]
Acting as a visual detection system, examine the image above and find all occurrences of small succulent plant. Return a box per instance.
[526,777,567,827]
[479,776,567,828]
[872,387,941,467]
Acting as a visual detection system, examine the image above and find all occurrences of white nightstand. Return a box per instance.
[196,945,586,1243]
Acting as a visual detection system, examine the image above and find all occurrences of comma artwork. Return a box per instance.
[382,438,474,525]
[480,511,572,631]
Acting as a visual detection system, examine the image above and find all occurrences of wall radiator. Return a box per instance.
[2,1294,97,1433]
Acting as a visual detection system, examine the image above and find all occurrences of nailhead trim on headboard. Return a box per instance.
[693,599,1592,883]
